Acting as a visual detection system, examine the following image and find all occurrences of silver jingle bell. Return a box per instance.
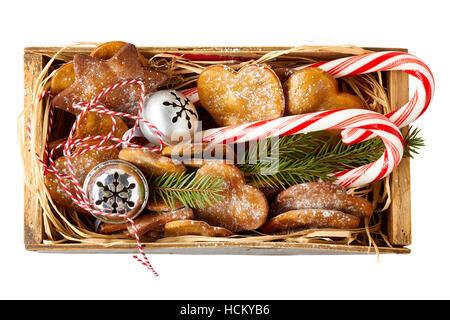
[139,90,198,146]
[83,160,149,224]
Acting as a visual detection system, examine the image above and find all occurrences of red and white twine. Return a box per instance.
[29,80,164,275]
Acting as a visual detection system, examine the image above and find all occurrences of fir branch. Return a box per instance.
[402,127,425,159]
[239,128,424,189]
[147,172,226,209]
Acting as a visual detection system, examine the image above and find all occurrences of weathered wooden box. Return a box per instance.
[23,46,411,254]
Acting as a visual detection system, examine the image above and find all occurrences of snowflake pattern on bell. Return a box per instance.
[83,160,149,223]
[163,91,198,129]
[95,172,136,213]
[140,90,199,146]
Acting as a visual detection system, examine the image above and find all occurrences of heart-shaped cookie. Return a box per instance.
[283,68,364,115]
[197,64,284,126]
[193,161,268,232]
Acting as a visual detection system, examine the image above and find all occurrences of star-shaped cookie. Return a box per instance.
[52,44,167,120]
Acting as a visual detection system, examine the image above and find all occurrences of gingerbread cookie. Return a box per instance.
[52,44,167,122]
[164,220,233,237]
[197,64,284,126]
[99,207,194,237]
[146,197,184,212]
[73,111,129,141]
[50,63,75,95]
[270,182,373,218]
[260,209,361,234]
[181,158,232,168]
[248,180,283,202]
[46,112,128,159]
[50,41,148,95]
[162,143,234,159]
[118,148,186,177]
[122,208,194,238]
[97,221,129,235]
[283,68,364,115]
[45,140,120,212]
[194,162,268,232]
[90,41,147,65]
[161,142,235,166]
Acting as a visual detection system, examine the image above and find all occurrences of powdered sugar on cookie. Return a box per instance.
[197,64,284,126]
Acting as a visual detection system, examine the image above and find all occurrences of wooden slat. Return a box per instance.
[387,70,411,246]
[24,241,410,254]
[23,52,44,247]
[23,46,408,63]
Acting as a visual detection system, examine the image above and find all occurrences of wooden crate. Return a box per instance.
[23,46,411,254]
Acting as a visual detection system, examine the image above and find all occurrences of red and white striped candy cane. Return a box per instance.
[182,87,199,105]
[296,51,434,143]
[201,109,404,188]
[182,51,434,187]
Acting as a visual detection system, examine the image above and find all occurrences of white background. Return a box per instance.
[1,0,449,299]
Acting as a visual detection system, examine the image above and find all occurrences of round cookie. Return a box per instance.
[270,182,373,218]
[283,68,364,115]
[73,111,129,141]
[45,140,120,213]
[118,148,186,177]
[50,62,75,95]
[260,209,361,234]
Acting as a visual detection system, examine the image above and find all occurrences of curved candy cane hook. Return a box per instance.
[297,51,435,143]
[201,109,404,188]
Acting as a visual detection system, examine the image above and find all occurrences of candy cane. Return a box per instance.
[184,51,435,135]
[296,51,435,143]
[181,51,433,187]
[201,109,404,188]
[182,87,200,105]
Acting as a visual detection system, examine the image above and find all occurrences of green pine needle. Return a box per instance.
[402,127,425,159]
[239,128,424,189]
[147,172,226,209]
